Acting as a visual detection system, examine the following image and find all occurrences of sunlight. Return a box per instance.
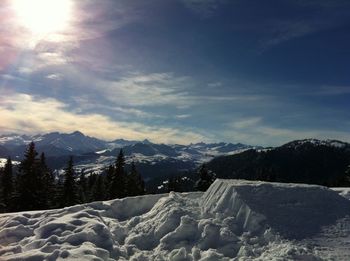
[12,0,73,36]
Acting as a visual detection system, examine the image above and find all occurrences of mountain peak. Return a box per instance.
[142,139,152,145]
[70,131,85,137]
[282,138,349,149]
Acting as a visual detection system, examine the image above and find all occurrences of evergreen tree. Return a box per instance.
[194,164,215,191]
[105,165,115,200]
[54,177,64,209]
[1,157,13,211]
[167,176,186,192]
[15,142,41,211]
[109,149,126,198]
[39,152,55,209]
[92,175,106,201]
[167,177,178,192]
[60,156,79,207]
[86,172,97,201]
[127,162,145,196]
[78,170,88,203]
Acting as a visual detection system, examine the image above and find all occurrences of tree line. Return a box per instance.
[206,145,350,187]
[0,142,145,213]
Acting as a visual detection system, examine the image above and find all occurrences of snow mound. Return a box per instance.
[203,179,350,239]
[1,180,350,260]
[332,187,350,200]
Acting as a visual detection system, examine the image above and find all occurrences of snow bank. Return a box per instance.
[1,180,350,260]
[203,179,350,239]
[332,187,350,200]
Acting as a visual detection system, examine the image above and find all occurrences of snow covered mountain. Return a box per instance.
[0,132,259,177]
[1,179,350,260]
[69,140,260,178]
[0,131,258,157]
[0,131,107,154]
[281,138,350,149]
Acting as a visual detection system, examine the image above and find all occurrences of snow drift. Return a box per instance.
[203,180,350,239]
[1,179,350,260]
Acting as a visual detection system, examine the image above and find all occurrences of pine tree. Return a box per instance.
[127,162,145,196]
[92,175,106,201]
[86,172,97,201]
[15,142,41,211]
[105,165,115,200]
[109,149,126,198]
[1,157,13,211]
[167,177,177,192]
[78,170,88,203]
[60,156,79,207]
[194,164,215,191]
[39,152,55,209]
[53,177,63,209]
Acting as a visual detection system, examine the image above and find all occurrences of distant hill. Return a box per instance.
[207,139,350,187]
[0,131,258,180]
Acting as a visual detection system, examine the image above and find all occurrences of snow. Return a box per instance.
[283,138,349,149]
[332,187,350,200]
[0,158,20,168]
[1,180,350,260]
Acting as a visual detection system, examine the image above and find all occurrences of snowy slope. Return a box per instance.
[282,138,350,149]
[1,180,350,260]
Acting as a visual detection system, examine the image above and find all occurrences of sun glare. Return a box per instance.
[12,0,73,35]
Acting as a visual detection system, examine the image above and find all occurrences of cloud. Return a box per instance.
[261,21,319,49]
[92,72,268,109]
[175,114,191,119]
[231,117,262,129]
[208,81,222,87]
[316,86,350,96]
[0,0,143,76]
[96,72,193,107]
[259,1,350,50]
[224,117,350,146]
[0,93,210,144]
[46,74,63,81]
[182,0,228,17]
[71,96,162,119]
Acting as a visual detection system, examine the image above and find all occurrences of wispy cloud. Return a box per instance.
[96,72,193,107]
[259,0,350,50]
[208,81,222,87]
[224,117,350,146]
[71,96,162,119]
[182,0,228,17]
[231,117,262,129]
[46,74,63,81]
[260,20,320,49]
[175,114,191,119]
[316,86,350,96]
[93,72,268,109]
[0,93,210,144]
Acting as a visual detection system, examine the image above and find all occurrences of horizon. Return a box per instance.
[1,0,350,146]
[0,129,348,147]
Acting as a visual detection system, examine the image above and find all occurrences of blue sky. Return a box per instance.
[0,0,350,146]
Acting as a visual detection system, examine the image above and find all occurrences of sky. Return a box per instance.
[0,0,350,146]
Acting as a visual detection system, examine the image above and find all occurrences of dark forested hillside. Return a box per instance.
[207,140,350,187]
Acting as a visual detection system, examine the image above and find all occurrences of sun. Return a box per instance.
[12,0,73,36]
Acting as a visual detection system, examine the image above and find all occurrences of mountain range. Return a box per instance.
[0,131,260,178]
[1,132,349,187]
